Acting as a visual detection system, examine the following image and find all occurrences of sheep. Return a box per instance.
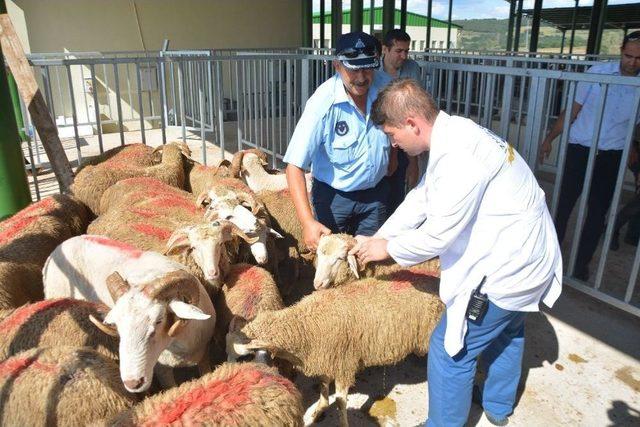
[88,177,257,295]
[313,233,441,289]
[43,234,193,306]
[228,269,444,427]
[230,148,312,193]
[0,298,118,361]
[89,268,215,393]
[0,346,137,426]
[186,158,233,195]
[255,189,317,301]
[105,362,303,427]
[0,194,90,309]
[210,263,284,365]
[71,142,189,215]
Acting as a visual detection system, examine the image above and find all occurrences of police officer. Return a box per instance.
[284,31,392,250]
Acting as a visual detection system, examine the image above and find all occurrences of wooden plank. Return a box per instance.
[0,13,74,192]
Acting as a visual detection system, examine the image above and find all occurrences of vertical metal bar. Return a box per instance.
[26,135,40,201]
[253,61,259,147]
[513,0,524,52]
[79,64,91,126]
[286,59,293,142]
[113,63,125,146]
[158,59,167,145]
[506,0,516,51]
[550,82,577,219]
[567,84,609,277]
[89,64,104,153]
[529,0,543,52]
[596,89,640,292]
[170,61,177,125]
[199,64,206,165]
[369,0,375,35]
[270,60,277,167]
[102,64,113,120]
[446,0,453,49]
[499,74,514,139]
[514,75,527,150]
[235,60,243,151]
[445,69,454,113]
[464,72,473,118]
[426,0,433,49]
[320,0,325,48]
[135,62,146,145]
[178,61,186,142]
[125,62,134,121]
[65,64,82,164]
[216,61,226,159]
[208,60,215,145]
[569,0,579,54]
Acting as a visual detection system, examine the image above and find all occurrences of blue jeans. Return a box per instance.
[311,178,389,236]
[427,301,526,427]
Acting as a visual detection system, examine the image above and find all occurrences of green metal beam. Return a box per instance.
[529,0,543,52]
[351,0,363,32]
[302,0,312,47]
[331,0,342,47]
[383,0,394,35]
[0,33,32,218]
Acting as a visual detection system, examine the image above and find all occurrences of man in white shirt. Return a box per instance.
[351,79,563,426]
[539,31,640,280]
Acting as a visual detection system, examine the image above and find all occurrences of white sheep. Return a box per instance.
[228,269,444,426]
[230,149,312,192]
[42,234,215,393]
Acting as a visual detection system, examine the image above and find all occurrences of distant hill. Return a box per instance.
[452,18,593,52]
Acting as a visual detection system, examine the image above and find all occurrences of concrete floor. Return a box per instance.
[22,128,640,426]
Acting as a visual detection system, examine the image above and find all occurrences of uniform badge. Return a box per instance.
[335,121,349,136]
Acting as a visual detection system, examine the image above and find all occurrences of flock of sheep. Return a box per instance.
[0,142,443,426]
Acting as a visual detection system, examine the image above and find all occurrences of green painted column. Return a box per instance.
[7,72,27,141]
[301,0,312,47]
[0,50,32,219]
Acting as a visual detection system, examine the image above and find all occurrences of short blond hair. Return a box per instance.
[371,79,439,127]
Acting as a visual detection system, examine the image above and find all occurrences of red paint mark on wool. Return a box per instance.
[0,198,57,245]
[0,299,81,334]
[84,235,143,258]
[130,207,160,219]
[0,357,59,379]
[388,270,436,292]
[141,368,293,425]
[132,223,172,241]
[151,195,196,214]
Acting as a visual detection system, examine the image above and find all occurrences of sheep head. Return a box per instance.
[229,149,268,178]
[164,221,258,284]
[91,269,212,393]
[313,234,360,289]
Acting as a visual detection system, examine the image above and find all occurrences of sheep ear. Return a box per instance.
[268,228,284,239]
[89,314,118,337]
[228,315,247,333]
[347,254,360,279]
[165,231,191,255]
[195,191,211,208]
[169,300,210,320]
[168,319,186,337]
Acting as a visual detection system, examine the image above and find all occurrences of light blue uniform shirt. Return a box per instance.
[570,61,640,151]
[283,73,391,192]
[378,57,422,83]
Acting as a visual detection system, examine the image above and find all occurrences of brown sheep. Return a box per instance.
[0,194,90,309]
[88,177,256,295]
[314,233,441,289]
[0,346,137,426]
[71,142,188,215]
[210,263,284,365]
[105,362,303,427]
[0,298,118,361]
[229,268,444,426]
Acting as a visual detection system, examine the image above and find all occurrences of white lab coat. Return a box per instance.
[377,111,563,357]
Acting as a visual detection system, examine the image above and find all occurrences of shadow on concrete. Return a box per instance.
[607,400,640,426]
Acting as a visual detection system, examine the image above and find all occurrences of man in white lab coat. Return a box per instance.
[351,79,563,426]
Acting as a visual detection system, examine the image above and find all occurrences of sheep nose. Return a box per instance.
[124,378,145,391]
[207,269,220,280]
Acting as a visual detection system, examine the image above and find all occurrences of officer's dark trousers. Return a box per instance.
[555,144,622,273]
[311,178,389,236]
[386,151,409,218]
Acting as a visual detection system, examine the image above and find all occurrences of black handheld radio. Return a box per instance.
[466,276,488,323]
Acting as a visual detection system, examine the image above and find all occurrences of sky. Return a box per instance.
[312,0,640,20]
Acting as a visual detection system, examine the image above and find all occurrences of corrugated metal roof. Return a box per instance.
[312,7,463,29]
[522,3,640,30]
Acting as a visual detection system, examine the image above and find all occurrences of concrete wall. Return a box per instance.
[8,0,301,53]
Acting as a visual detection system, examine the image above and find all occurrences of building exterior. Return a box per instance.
[312,7,462,50]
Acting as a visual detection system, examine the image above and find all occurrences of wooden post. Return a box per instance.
[0,13,74,192]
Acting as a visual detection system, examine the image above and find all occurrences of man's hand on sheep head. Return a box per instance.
[303,219,331,251]
[350,236,391,267]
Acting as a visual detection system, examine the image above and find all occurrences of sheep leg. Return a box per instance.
[303,378,331,426]
[335,381,350,427]
[198,355,212,374]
